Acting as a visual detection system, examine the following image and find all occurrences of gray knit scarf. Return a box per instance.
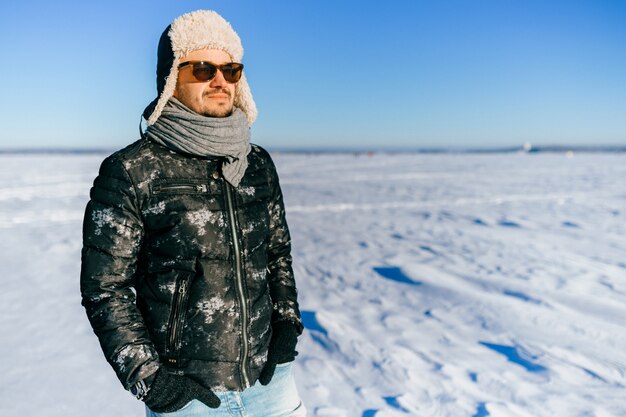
[146,97,251,187]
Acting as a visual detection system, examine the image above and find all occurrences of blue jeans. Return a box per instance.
[145,362,307,417]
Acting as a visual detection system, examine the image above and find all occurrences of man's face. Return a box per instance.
[174,48,238,118]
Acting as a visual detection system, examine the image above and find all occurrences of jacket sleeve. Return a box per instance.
[266,154,304,336]
[80,154,160,390]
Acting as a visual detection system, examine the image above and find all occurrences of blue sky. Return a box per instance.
[0,0,624,150]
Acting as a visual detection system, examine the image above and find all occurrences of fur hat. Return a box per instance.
[143,10,257,126]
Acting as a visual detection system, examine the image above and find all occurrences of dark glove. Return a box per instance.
[258,321,299,386]
[143,367,221,413]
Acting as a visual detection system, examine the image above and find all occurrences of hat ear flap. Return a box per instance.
[234,72,257,125]
[142,97,159,121]
[146,58,180,125]
[156,25,174,94]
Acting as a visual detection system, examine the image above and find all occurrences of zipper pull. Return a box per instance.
[195,184,208,192]
[178,280,187,294]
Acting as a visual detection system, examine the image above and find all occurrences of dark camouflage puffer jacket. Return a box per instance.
[80,138,303,393]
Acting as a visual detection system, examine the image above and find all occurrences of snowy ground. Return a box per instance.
[1,151,625,417]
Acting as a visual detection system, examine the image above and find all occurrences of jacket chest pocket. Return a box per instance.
[154,183,208,194]
[146,179,224,209]
[152,178,219,196]
[143,178,225,237]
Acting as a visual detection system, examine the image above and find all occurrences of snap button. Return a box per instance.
[211,171,220,179]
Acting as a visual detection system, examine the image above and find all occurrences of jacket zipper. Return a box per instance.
[166,276,189,365]
[155,184,208,194]
[224,181,250,388]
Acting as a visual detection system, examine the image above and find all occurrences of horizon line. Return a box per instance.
[1,143,626,155]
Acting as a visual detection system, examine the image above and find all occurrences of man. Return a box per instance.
[80,10,306,416]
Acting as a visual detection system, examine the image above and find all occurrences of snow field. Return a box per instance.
[0,152,625,416]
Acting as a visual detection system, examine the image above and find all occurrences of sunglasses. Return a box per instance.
[177,61,244,83]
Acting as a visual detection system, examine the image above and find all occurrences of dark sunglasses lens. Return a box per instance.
[192,63,217,81]
[221,63,243,83]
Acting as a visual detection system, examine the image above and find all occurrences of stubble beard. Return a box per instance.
[201,105,233,118]
[200,89,234,118]
[174,87,234,118]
